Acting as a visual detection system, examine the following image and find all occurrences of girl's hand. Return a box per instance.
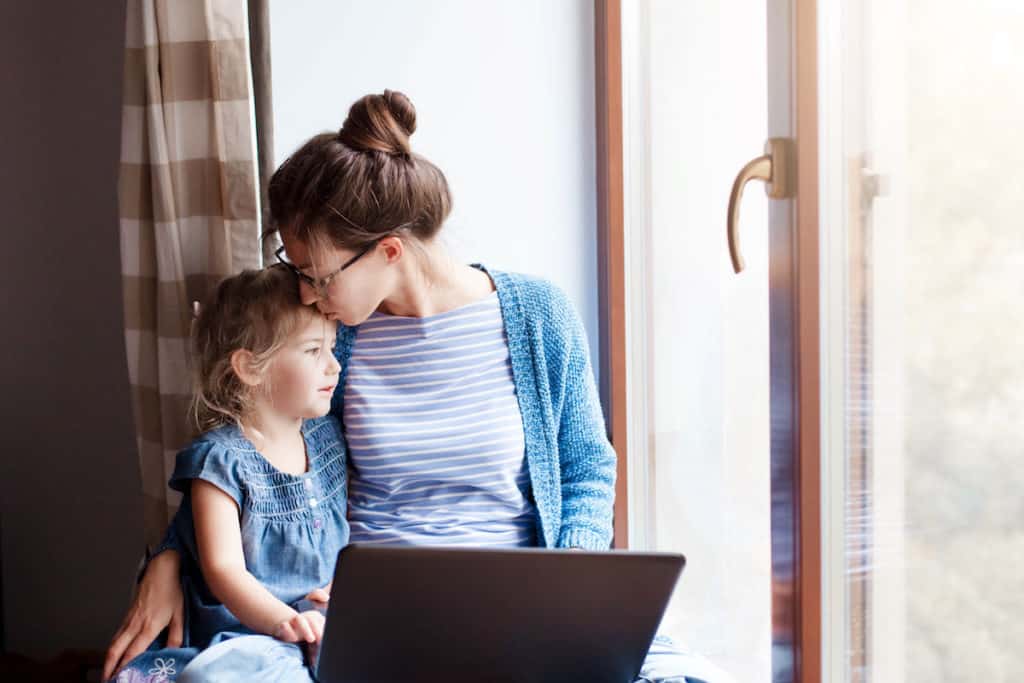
[303,580,332,609]
[102,550,185,681]
[274,610,326,644]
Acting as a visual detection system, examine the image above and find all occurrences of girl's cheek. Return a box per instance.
[276,362,309,396]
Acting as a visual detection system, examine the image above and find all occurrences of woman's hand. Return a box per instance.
[102,550,185,681]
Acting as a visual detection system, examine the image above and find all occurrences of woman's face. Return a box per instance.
[280,231,392,326]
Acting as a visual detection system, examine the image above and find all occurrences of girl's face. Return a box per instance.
[262,314,341,418]
[280,231,392,327]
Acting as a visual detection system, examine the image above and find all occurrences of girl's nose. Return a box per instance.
[299,280,319,306]
[326,351,341,375]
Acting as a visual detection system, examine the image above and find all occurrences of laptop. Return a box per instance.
[308,544,686,683]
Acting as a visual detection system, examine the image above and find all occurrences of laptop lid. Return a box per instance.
[314,545,686,683]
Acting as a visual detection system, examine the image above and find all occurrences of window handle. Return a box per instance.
[727,137,796,273]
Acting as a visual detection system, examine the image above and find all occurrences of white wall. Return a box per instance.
[269,0,601,372]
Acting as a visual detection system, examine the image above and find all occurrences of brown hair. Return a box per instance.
[266,89,452,251]
[189,265,321,432]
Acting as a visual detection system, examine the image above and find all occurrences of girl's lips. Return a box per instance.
[319,385,337,393]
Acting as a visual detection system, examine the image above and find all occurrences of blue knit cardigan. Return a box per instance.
[331,264,617,551]
[154,264,617,558]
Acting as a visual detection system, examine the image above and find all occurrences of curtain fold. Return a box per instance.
[118,0,261,548]
[247,0,280,264]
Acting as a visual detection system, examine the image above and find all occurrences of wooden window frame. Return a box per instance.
[594,0,629,550]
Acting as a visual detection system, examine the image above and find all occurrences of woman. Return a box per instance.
[104,89,724,683]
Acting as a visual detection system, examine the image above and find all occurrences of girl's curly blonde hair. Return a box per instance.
[189,264,323,433]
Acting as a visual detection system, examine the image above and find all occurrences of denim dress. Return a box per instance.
[110,415,350,683]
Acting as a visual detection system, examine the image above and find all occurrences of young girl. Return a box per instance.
[110,265,349,683]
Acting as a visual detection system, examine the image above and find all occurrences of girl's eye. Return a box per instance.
[306,347,320,355]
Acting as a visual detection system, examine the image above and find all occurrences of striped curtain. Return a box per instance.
[118,0,261,548]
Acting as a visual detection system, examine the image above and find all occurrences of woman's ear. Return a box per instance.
[379,235,404,264]
[230,349,263,388]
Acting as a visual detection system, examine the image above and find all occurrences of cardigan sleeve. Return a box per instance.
[543,283,618,550]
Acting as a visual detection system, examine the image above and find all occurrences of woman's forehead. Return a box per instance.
[281,231,349,268]
[280,231,312,266]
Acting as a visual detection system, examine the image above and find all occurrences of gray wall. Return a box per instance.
[0,2,143,659]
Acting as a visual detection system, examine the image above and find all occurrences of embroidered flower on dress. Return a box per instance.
[148,657,176,679]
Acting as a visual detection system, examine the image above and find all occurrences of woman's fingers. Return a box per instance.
[103,607,154,680]
[103,619,136,680]
[115,621,162,676]
[166,603,185,648]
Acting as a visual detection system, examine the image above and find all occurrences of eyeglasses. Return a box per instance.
[274,240,380,296]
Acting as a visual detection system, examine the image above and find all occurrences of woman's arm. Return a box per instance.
[548,285,618,550]
[554,345,617,549]
[191,480,323,642]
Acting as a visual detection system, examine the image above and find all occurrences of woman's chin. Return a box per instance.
[339,312,372,327]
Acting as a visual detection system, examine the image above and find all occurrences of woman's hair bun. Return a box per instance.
[337,89,417,157]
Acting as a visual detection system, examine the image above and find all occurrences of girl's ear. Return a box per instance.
[230,349,263,388]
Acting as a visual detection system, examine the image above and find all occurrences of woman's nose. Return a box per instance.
[299,280,319,306]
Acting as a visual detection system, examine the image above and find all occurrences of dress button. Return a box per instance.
[309,498,318,507]
[313,518,322,529]
[304,479,313,490]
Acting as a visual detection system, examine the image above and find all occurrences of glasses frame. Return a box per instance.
[274,239,380,296]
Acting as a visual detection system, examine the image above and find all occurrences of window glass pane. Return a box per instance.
[623,2,771,681]
[822,0,1024,679]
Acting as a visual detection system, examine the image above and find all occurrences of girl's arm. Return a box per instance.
[192,479,321,642]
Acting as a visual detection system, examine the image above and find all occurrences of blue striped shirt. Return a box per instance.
[156,266,617,562]
[343,290,538,547]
